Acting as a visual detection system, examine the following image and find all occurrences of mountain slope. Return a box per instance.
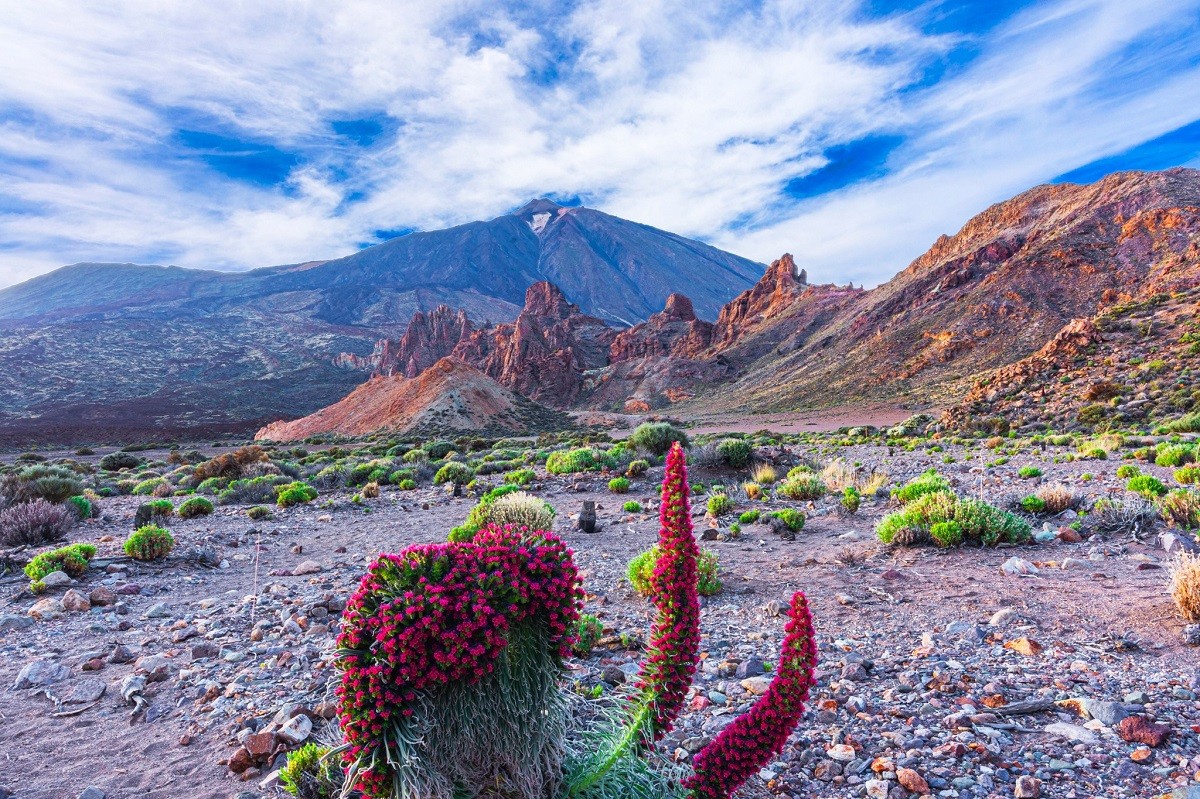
[0,199,762,443]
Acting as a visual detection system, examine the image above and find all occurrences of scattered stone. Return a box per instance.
[896,767,929,793]
[1183,624,1200,646]
[277,713,313,745]
[1078,698,1127,726]
[0,613,34,631]
[39,570,73,588]
[1129,746,1153,763]
[228,747,255,774]
[108,644,137,664]
[88,586,117,606]
[1117,715,1170,747]
[28,597,65,620]
[13,659,71,689]
[1043,722,1098,744]
[292,560,323,576]
[143,602,171,618]
[1060,557,1090,570]
[78,788,106,799]
[741,676,772,695]
[735,657,764,678]
[63,679,107,704]
[1000,557,1038,576]
[988,608,1017,627]
[61,588,91,612]
[1014,775,1041,798]
[827,743,856,762]
[1004,636,1043,657]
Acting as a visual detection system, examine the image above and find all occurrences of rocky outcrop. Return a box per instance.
[255,358,568,440]
[711,253,808,347]
[609,293,714,362]
[450,282,617,408]
[367,305,474,378]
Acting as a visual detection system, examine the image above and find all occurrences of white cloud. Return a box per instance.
[0,0,1198,289]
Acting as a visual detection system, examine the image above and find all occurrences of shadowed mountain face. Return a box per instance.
[0,200,763,444]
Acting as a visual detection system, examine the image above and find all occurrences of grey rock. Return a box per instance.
[1043,722,1097,744]
[1183,624,1200,646]
[78,789,106,799]
[40,570,73,588]
[14,658,71,689]
[735,657,764,678]
[63,678,107,704]
[1079,698,1128,726]
[277,713,313,745]
[143,602,172,618]
[0,613,34,632]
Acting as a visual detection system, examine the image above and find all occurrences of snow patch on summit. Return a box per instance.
[529,212,551,234]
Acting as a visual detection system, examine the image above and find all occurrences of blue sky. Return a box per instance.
[1,0,1200,290]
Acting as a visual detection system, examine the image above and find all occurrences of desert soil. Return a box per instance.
[1,439,1198,799]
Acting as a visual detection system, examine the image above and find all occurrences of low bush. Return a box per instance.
[1089,497,1159,535]
[1158,490,1200,530]
[1127,474,1168,497]
[840,487,861,515]
[1017,466,1043,479]
[1020,495,1047,514]
[622,501,643,513]
[1163,412,1200,434]
[433,462,475,486]
[99,452,141,471]
[397,478,417,490]
[707,492,734,516]
[892,470,951,504]
[178,496,214,518]
[545,448,610,475]
[485,492,556,531]
[877,491,1030,547]
[1169,552,1200,622]
[276,481,318,507]
[0,498,76,547]
[777,476,826,501]
[24,542,97,582]
[247,505,273,520]
[1176,465,1200,485]
[1155,444,1195,468]
[1116,464,1141,479]
[608,477,631,494]
[768,508,805,532]
[124,524,175,561]
[749,463,777,485]
[571,614,605,657]
[628,422,689,455]
[625,459,649,477]
[66,495,93,520]
[738,509,761,524]
[504,468,536,485]
[1035,483,1079,513]
[280,741,339,799]
[715,438,753,469]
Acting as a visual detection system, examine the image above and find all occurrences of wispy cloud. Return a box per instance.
[1,0,1198,289]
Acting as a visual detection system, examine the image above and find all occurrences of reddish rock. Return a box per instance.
[896,767,929,794]
[88,586,117,606]
[1056,527,1083,543]
[61,589,91,612]
[245,732,278,760]
[362,305,475,378]
[1004,637,1043,657]
[609,293,714,362]
[1118,715,1170,747]
[228,747,255,774]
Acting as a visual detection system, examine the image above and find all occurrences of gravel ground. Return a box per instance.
[1,439,1198,799]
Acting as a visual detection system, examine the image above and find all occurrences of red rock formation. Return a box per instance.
[711,253,807,347]
[609,293,714,362]
[451,282,617,408]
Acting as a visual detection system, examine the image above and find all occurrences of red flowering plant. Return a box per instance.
[333,442,816,799]
[335,523,583,799]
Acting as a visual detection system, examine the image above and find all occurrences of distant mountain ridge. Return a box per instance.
[0,199,764,444]
[256,168,1200,440]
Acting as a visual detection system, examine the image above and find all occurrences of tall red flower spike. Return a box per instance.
[682,591,818,799]
[631,440,701,742]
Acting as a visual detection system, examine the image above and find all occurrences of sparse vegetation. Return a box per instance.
[124,524,175,561]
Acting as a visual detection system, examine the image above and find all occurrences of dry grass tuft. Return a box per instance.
[750,463,777,485]
[1035,483,1078,514]
[1169,552,1200,622]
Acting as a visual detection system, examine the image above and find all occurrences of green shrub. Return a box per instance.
[25,543,97,582]
[1162,412,1200,434]
[628,545,721,597]
[247,505,273,520]
[1158,490,1200,530]
[545,448,610,475]
[1176,465,1200,485]
[9,465,85,504]
[1020,495,1047,513]
[1127,474,1168,497]
[132,477,167,496]
[433,462,475,486]
[768,508,805,532]
[706,492,734,516]
[397,478,417,490]
[626,459,649,477]
[145,498,174,517]
[892,470,951,504]
[608,477,631,494]
[877,491,1029,547]
[483,492,556,531]
[1116,464,1141,479]
[99,452,141,471]
[785,465,814,480]
[124,525,175,561]
[777,475,825,501]
[424,440,456,460]
[280,742,338,798]
[276,481,318,507]
[402,449,429,464]
[840,487,861,514]
[66,495,93,519]
[1155,444,1195,468]
[622,501,643,513]
[571,614,605,657]
[628,422,689,455]
[504,468,536,485]
[929,520,964,547]
[738,509,761,524]
[715,438,753,469]
[1017,466,1043,479]
[178,496,214,518]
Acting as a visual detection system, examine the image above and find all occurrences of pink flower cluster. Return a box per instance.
[682,591,818,799]
[631,441,701,742]
[336,524,582,797]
